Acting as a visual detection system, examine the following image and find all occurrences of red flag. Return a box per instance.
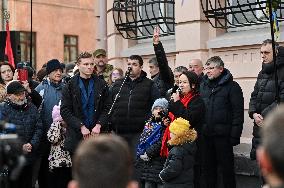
[5,21,15,68]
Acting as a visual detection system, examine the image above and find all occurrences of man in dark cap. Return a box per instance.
[34,59,65,188]
[93,49,113,82]
[0,80,43,188]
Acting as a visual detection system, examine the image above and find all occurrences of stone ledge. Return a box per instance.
[234,143,260,177]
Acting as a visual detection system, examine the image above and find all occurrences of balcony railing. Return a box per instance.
[112,0,175,40]
[200,0,284,29]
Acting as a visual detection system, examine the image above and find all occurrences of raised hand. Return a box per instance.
[153,26,160,44]
[22,80,31,93]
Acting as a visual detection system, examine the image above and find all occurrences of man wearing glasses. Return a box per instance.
[249,40,284,167]
[200,56,244,188]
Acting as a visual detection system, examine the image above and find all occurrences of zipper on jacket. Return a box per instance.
[127,90,133,120]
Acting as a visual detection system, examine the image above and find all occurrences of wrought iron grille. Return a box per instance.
[200,0,284,29]
[112,0,175,40]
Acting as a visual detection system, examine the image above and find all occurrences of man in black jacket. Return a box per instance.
[149,27,174,97]
[249,39,284,161]
[200,56,244,188]
[61,52,109,154]
[105,55,160,156]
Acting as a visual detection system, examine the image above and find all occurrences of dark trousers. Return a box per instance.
[144,181,164,188]
[10,164,33,188]
[203,136,236,188]
[49,167,72,188]
[120,133,141,182]
[194,136,204,188]
[120,133,141,158]
[38,156,49,188]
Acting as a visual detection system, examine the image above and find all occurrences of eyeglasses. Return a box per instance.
[205,66,217,71]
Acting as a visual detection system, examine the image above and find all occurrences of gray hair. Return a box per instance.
[205,56,224,68]
[148,57,159,67]
[174,66,188,73]
[262,39,279,47]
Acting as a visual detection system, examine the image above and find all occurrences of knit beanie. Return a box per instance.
[151,98,169,112]
[46,59,63,75]
[52,104,63,122]
[169,118,191,135]
[6,80,26,94]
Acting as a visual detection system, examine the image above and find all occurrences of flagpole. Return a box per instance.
[2,0,7,30]
[268,0,279,104]
[30,0,32,65]
[4,10,15,68]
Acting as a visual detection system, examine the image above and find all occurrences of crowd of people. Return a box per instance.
[0,25,284,188]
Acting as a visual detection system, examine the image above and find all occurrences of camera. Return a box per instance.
[17,62,28,82]
[0,121,25,187]
[158,111,170,120]
[171,85,181,95]
[158,111,167,118]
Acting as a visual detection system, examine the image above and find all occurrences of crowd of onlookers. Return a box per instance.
[0,26,284,188]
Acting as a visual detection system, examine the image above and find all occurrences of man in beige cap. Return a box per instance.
[93,49,113,82]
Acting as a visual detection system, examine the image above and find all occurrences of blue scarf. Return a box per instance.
[136,122,163,157]
[79,78,95,129]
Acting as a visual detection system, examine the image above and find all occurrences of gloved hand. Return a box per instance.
[230,137,240,146]
[140,152,150,161]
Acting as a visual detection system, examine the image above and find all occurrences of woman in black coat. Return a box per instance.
[168,71,205,188]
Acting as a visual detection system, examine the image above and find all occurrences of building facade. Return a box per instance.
[1,0,283,141]
[106,0,284,142]
[1,0,105,70]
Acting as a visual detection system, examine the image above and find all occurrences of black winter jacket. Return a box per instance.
[60,74,109,153]
[168,95,205,134]
[152,42,174,97]
[168,95,205,164]
[160,141,196,188]
[248,46,284,160]
[200,69,244,139]
[106,71,160,134]
[0,101,43,164]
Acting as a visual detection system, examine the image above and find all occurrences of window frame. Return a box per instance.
[64,35,78,63]
[137,0,175,43]
[227,0,284,32]
[19,31,36,67]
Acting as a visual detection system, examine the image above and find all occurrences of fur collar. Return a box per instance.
[168,128,197,146]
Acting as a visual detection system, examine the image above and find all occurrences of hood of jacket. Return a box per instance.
[204,68,233,86]
[168,128,197,146]
[42,78,64,90]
